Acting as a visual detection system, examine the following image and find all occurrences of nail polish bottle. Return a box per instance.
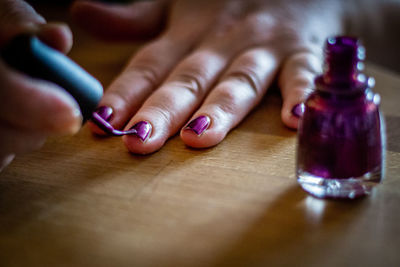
[296,36,385,199]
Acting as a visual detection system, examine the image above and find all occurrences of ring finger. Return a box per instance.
[181,48,279,148]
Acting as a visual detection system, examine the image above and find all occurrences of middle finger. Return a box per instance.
[122,48,229,154]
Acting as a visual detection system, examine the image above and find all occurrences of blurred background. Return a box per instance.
[26,0,400,74]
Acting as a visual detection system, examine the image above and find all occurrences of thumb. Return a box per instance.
[0,0,73,53]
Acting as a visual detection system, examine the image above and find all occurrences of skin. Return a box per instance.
[72,0,345,154]
[0,0,82,171]
[0,0,399,169]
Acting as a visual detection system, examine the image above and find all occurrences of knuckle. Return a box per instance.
[214,87,241,116]
[279,50,322,89]
[153,106,172,125]
[286,52,322,74]
[244,13,277,36]
[285,74,314,92]
[215,102,239,122]
[125,63,161,89]
[107,89,133,110]
[168,72,206,97]
[223,68,263,96]
[143,105,177,133]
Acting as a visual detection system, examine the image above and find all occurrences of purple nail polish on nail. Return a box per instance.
[130,121,152,142]
[94,106,113,121]
[185,115,210,135]
[91,108,149,137]
[291,103,305,118]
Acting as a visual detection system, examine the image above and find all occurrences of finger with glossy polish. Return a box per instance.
[181,48,279,148]
[70,0,168,40]
[122,49,228,154]
[89,37,193,135]
[278,52,322,129]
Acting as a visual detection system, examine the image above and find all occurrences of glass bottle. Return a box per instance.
[296,36,385,199]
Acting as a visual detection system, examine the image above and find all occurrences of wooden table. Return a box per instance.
[1,5,400,267]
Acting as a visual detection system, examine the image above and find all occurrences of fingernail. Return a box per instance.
[185,115,210,136]
[129,121,152,142]
[94,106,113,121]
[52,104,82,135]
[70,107,83,133]
[292,103,305,118]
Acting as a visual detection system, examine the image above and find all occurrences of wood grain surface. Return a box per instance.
[0,4,399,267]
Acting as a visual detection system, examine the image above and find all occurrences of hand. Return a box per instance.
[71,0,347,154]
[0,0,82,171]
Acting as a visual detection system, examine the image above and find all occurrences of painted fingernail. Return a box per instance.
[94,106,113,121]
[185,115,210,136]
[129,121,152,142]
[292,103,305,118]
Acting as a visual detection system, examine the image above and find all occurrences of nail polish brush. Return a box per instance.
[1,34,136,136]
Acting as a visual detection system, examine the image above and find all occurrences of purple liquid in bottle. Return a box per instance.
[296,36,385,199]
